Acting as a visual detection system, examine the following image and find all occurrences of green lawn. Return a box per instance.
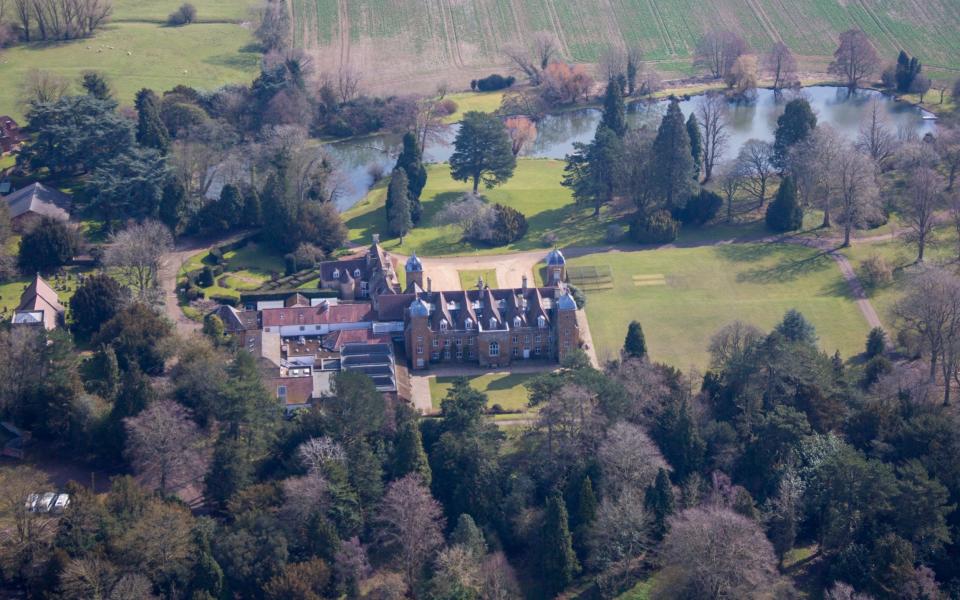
[428,372,540,414]
[443,91,505,123]
[576,243,874,369]
[0,22,259,119]
[180,242,285,300]
[343,160,617,257]
[0,266,89,316]
[458,269,498,290]
[616,577,655,600]
[112,0,260,22]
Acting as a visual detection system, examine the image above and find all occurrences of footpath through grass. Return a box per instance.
[575,243,873,369]
[0,22,259,120]
[343,160,616,256]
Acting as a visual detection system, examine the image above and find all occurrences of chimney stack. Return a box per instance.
[522,275,528,291]
[372,233,380,244]
[427,277,432,292]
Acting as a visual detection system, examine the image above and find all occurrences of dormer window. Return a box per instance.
[354,268,361,278]
[489,317,498,330]
[513,316,522,328]
[440,319,448,332]
[538,315,546,328]
[465,318,474,330]
[332,268,340,279]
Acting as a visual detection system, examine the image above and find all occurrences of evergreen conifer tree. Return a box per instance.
[386,169,413,243]
[396,132,427,222]
[775,309,817,345]
[450,514,487,559]
[392,418,431,486]
[686,112,703,180]
[561,125,624,217]
[575,475,597,530]
[449,111,517,193]
[624,320,648,359]
[159,179,187,232]
[134,89,170,153]
[772,99,816,169]
[540,492,580,595]
[600,77,627,137]
[645,468,676,539]
[866,327,887,358]
[765,176,803,232]
[651,99,695,211]
[242,185,262,227]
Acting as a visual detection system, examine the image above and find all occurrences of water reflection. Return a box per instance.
[326,86,935,211]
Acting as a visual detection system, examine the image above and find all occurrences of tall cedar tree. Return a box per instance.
[655,398,705,481]
[159,180,187,231]
[135,89,170,153]
[392,417,432,486]
[242,185,263,227]
[395,132,426,222]
[765,176,804,232]
[81,72,113,102]
[772,99,816,170]
[540,492,580,596]
[651,99,695,211]
[562,125,624,217]
[600,77,627,137]
[449,111,517,193]
[386,170,413,243]
[645,468,675,539]
[895,51,922,93]
[686,112,703,179]
[624,320,648,358]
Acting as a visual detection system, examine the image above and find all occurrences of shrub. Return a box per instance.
[866,327,887,358]
[208,247,223,264]
[284,254,297,276]
[490,404,504,414]
[568,283,587,309]
[863,355,893,388]
[167,3,197,26]
[629,210,679,244]
[542,231,559,247]
[605,224,624,244]
[488,204,528,246]
[435,99,458,116]
[475,74,515,92]
[198,266,215,287]
[859,255,893,289]
[18,217,77,273]
[676,189,723,226]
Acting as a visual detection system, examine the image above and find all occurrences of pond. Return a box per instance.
[326,86,936,211]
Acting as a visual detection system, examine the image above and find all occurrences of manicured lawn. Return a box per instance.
[458,269,498,290]
[0,22,259,119]
[443,91,505,123]
[343,160,618,257]
[616,577,655,600]
[181,242,285,299]
[0,267,88,316]
[576,243,873,368]
[428,372,540,414]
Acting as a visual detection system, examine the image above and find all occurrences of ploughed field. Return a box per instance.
[293,0,960,85]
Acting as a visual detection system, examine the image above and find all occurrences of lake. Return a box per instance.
[326,86,936,211]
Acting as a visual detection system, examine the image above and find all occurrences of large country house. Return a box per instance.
[218,239,581,409]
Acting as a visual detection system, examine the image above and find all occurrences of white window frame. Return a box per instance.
[489,341,500,357]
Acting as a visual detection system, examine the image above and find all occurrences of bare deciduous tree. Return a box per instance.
[504,31,561,86]
[0,466,55,579]
[598,421,668,496]
[0,326,44,413]
[13,0,111,42]
[762,42,798,92]
[479,552,522,600]
[19,68,70,107]
[894,268,960,405]
[433,194,496,242]
[833,145,880,247]
[934,126,960,190]
[114,499,194,582]
[124,399,208,495]
[698,92,730,182]
[716,160,745,221]
[736,139,775,206]
[535,383,604,461]
[725,54,758,96]
[901,167,944,262]
[694,30,749,79]
[856,99,897,167]
[586,489,651,572]
[533,31,561,71]
[298,436,345,472]
[375,475,445,593]
[504,116,537,156]
[612,358,671,426]
[654,506,782,600]
[334,64,363,105]
[708,320,764,369]
[825,582,875,600]
[104,220,173,297]
[828,29,880,91]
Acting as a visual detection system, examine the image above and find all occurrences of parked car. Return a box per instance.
[36,492,56,513]
[24,493,39,512]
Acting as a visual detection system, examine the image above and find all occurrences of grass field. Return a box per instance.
[111,0,260,22]
[294,0,960,88]
[573,243,873,369]
[0,21,259,120]
[428,372,539,414]
[343,160,616,256]
[443,91,505,123]
[458,269,498,290]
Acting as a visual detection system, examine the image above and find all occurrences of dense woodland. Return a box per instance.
[4,12,960,599]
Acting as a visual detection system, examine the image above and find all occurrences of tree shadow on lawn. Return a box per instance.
[204,50,261,70]
[718,245,836,284]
